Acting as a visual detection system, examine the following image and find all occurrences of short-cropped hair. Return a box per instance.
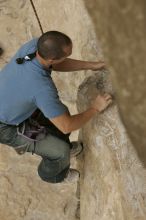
[37,31,72,60]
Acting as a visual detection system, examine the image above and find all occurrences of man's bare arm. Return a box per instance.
[52,58,105,72]
[50,108,97,134]
[49,94,112,134]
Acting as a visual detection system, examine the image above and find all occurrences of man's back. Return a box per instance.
[0,38,68,125]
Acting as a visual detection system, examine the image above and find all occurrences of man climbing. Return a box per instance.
[0,31,112,183]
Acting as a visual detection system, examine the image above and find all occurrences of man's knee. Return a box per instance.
[37,137,70,178]
[37,145,70,183]
[56,140,70,159]
[38,159,69,183]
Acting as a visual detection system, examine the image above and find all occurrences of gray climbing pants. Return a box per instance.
[0,112,71,183]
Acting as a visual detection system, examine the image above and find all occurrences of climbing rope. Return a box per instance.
[29,0,44,34]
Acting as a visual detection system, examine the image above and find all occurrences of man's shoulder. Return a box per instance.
[17,38,38,57]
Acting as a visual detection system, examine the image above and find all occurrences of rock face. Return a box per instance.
[0,0,41,67]
[77,71,146,220]
[0,0,97,220]
[83,0,146,166]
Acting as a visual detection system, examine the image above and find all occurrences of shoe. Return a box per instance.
[64,168,80,183]
[70,141,83,157]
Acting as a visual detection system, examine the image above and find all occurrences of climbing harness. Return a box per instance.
[15,118,48,155]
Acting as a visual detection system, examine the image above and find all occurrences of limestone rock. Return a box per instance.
[0,0,41,67]
[78,71,146,220]
[83,0,146,166]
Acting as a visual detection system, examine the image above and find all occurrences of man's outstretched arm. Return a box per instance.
[52,58,105,72]
[49,94,112,134]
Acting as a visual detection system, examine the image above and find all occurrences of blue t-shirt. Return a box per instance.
[0,38,68,125]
